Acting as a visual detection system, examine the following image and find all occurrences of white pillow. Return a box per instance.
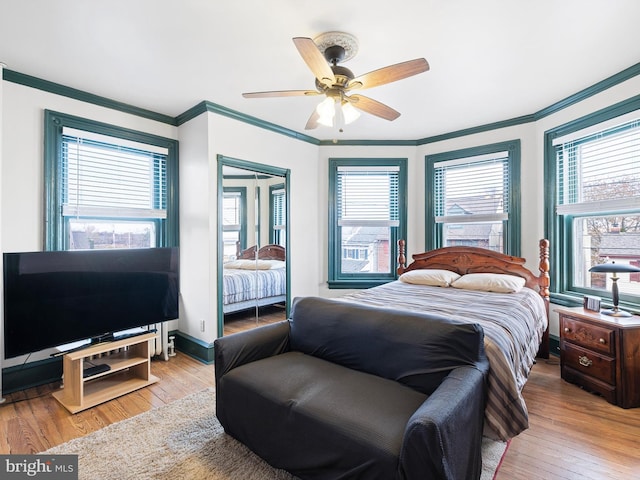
[224,259,277,270]
[261,259,286,269]
[399,269,461,287]
[451,273,526,293]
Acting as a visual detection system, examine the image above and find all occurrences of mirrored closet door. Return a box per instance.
[217,155,290,337]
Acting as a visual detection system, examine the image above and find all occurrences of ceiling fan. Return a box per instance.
[242,32,429,131]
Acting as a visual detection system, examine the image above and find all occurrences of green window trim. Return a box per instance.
[269,183,286,246]
[425,140,521,256]
[44,110,179,251]
[328,157,408,289]
[544,95,640,312]
[222,187,248,254]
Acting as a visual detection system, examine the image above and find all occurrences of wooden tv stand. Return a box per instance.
[52,332,159,413]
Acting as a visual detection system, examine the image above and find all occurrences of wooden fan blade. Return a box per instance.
[305,109,320,130]
[348,58,429,90]
[293,37,335,88]
[347,95,400,121]
[242,90,320,98]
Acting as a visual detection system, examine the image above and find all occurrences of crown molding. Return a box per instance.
[416,115,536,145]
[5,61,640,145]
[534,62,640,120]
[319,138,418,146]
[177,101,320,145]
[3,69,177,125]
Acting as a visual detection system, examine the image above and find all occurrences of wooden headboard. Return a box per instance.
[397,239,550,298]
[237,244,286,261]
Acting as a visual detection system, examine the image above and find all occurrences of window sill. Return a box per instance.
[551,292,640,316]
[327,279,394,290]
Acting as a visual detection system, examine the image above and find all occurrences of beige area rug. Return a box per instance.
[44,388,508,479]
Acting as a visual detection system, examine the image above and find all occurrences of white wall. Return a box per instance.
[176,112,320,345]
[176,114,213,341]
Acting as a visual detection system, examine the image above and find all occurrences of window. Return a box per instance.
[328,158,407,288]
[426,141,521,255]
[270,183,286,247]
[547,109,640,307]
[44,111,179,250]
[222,187,247,260]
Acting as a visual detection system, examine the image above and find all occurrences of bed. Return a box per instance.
[339,239,550,441]
[222,244,287,314]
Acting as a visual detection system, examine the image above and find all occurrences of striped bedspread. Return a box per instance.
[339,280,548,441]
[222,267,286,306]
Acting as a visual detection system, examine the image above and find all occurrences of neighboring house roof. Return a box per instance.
[70,231,90,249]
[342,226,389,245]
[446,192,503,216]
[599,233,640,258]
[444,194,503,242]
[341,259,371,273]
[446,223,494,241]
[70,230,151,250]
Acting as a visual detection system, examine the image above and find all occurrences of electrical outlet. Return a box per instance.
[200,320,206,332]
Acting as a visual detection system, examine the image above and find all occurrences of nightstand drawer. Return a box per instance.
[563,343,616,385]
[557,307,640,408]
[561,316,615,355]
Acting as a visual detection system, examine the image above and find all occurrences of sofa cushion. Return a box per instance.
[289,296,486,395]
[218,351,428,479]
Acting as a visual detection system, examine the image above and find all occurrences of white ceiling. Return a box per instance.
[2,0,640,141]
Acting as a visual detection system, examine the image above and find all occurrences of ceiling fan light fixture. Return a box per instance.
[342,101,361,125]
[316,97,336,127]
[316,97,361,128]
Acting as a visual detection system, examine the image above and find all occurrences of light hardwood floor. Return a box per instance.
[497,356,640,480]
[222,304,286,335]
[1,315,639,479]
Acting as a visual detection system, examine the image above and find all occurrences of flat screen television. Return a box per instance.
[3,247,179,359]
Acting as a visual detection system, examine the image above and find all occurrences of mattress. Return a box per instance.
[223,267,286,308]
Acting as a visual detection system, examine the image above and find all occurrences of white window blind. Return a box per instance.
[61,127,168,220]
[556,118,640,215]
[272,188,286,230]
[222,192,242,231]
[336,165,400,227]
[434,152,509,224]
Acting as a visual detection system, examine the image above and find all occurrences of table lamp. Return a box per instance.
[589,261,640,317]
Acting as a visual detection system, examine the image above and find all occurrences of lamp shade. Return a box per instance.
[589,262,640,273]
[315,97,361,128]
[588,261,639,317]
[341,101,361,124]
[316,97,335,127]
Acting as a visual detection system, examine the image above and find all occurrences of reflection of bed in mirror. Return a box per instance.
[222,244,286,314]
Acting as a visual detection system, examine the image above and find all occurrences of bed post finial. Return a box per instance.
[397,239,406,274]
[538,239,550,300]
[538,238,551,359]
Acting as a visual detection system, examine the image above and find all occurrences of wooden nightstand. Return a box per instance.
[556,306,640,408]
